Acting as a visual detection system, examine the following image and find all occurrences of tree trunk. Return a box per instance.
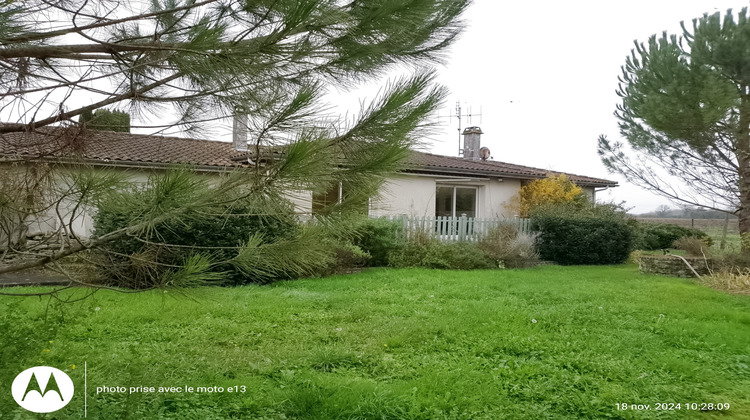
[738,203,750,254]
[737,95,750,254]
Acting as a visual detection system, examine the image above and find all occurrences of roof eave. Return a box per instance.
[402,165,617,187]
[0,156,243,173]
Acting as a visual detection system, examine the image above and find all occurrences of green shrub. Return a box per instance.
[531,204,633,265]
[478,223,540,268]
[315,241,371,276]
[634,222,712,250]
[94,196,299,286]
[353,218,405,266]
[336,242,371,269]
[672,236,711,257]
[423,241,496,270]
[387,240,432,268]
[713,252,750,271]
[388,239,494,270]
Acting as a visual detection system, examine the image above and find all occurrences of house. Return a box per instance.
[372,127,616,219]
[0,125,616,240]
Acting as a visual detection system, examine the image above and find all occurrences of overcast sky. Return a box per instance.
[418,0,750,213]
[39,0,744,214]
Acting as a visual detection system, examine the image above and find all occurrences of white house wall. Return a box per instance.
[286,189,313,215]
[29,168,153,239]
[26,167,315,239]
[433,177,521,218]
[371,174,523,219]
[12,163,596,241]
[479,178,523,218]
[370,175,437,218]
[582,186,596,201]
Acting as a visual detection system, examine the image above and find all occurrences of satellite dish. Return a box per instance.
[480,147,491,161]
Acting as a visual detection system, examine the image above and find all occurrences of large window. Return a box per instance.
[312,182,368,215]
[435,186,477,218]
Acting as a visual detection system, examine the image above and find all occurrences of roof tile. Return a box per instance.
[0,128,616,186]
[404,151,616,187]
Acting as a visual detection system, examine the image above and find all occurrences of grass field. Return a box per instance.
[637,217,742,252]
[636,218,739,234]
[1,266,749,419]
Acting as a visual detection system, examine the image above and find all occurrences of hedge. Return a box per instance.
[531,206,633,265]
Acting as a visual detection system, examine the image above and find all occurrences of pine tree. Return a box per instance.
[79,110,131,133]
[0,0,468,135]
[0,1,471,290]
[598,8,750,251]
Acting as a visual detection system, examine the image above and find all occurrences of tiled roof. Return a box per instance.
[403,152,617,187]
[0,127,617,186]
[0,127,246,169]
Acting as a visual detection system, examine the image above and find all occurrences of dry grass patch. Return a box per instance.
[701,268,750,295]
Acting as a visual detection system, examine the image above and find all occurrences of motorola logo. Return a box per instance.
[11,366,74,413]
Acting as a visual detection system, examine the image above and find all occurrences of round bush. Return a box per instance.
[531,210,633,265]
[634,222,712,250]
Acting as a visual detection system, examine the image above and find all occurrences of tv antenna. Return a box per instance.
[454,101,482,155]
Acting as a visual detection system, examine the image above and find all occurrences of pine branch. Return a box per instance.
[2,0,220,44]
[0,72,183,133]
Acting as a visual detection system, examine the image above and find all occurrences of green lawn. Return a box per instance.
[1,265,749,419]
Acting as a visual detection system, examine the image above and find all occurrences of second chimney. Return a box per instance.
[462,126,483,160]
[233,114,248,152]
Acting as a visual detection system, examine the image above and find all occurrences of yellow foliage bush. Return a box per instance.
[510,174,587,217]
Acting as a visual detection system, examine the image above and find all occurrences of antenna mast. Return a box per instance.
[454,101,482,155]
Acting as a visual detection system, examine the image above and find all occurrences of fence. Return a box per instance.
[389,215,531,242]
[635,217,739,234]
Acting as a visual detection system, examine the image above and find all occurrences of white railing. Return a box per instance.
[390,215,531,242]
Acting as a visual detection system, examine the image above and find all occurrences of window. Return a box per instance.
[435,186,477,218]
[312,182,368,215]
[312,184,341,214]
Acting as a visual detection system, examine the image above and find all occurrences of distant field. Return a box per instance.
[637,218,741,251]
[636,218,739,233]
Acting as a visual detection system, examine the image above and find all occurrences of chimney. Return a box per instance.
[232,114,248,152]
[462,126,483,160]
